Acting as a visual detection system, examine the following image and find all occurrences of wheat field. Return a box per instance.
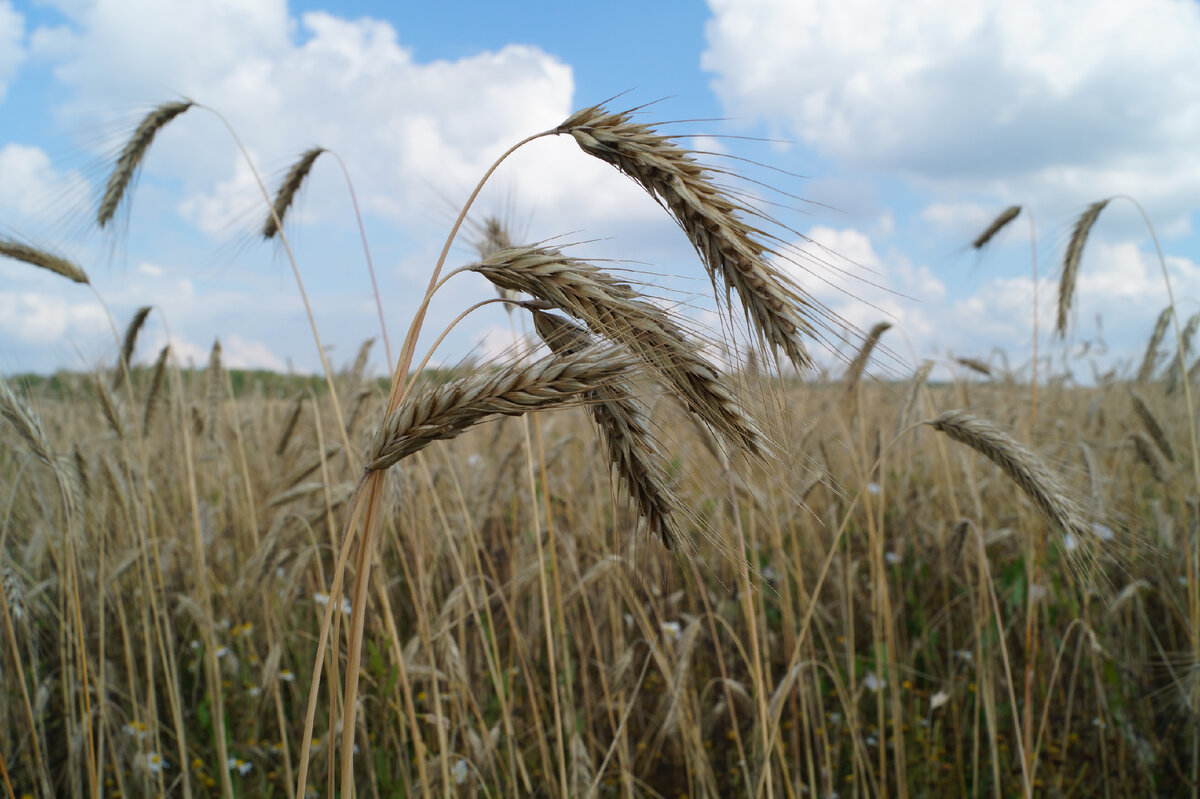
[1,101,1198,799]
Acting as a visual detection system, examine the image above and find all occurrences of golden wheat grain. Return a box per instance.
[0,238,90,284]
[366,346,635,472]
[473,246,764,457]
[556,104,814,371]
[926,410,1089,543]
[98,101,193,228]
[1058,199,1110,335]
[263,147,325,239]
[972,205,1021,249]
[532,308,679,547]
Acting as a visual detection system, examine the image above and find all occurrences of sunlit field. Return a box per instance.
[2,101,1198,799]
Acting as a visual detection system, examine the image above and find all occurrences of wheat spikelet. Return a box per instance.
[1130,431,1169,484]
[1057,199,1110,335]
[1165,312,1199,393]
[843,321,891,389]
[556,104,814,371]
[1130,390,1174,463]
[366,346,636,472]
[972,205,1021,249]
[263,146,325,239]
[1137,307,1172,383]
[98,101,193,228]
[0,238,90,284]
[473,245,764,457]
[113,305,152,390]
[142,344,169,434]
[532,308,679,548]
[926,410,1089,543]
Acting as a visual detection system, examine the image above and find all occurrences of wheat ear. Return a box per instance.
[926,410,1089,543]
[556,104,814,370]
[1137,307,1172,383]
[1166,312,1200,392]
[142,345,169,435]
[366,346,635,472]
[98,101,193,228]
[532,308,680,547]
[843,321,891,389]
[0,239,90,284]
[972,205,1021,249]
[473,245,764,457]
[113,305,153,390]
[263,147,325,239]
[1130,390,1175,463]
[1130,431,1170,484]
[1057,199,1110,335]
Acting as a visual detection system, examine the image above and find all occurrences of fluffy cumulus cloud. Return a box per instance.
[29,1,651,239]
[0,144,90,225]
[703,0,1200,219]
[0,1,24,103]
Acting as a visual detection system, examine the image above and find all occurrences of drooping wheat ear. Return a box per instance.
[926,410,1089,543]
[1057,199,1110,336]
[142,344,169,434]
[532,308,680,547]
[473,246,764,457]
[1130,431,1170,484]
[0,238,90,284]
[1130,391,1175,463]
[1165,312,1199,393]
[1137,307,1172,383]
[366,345,636,472]
[0,377,55,467]
[972,205,1021,249]
[956,357,992,377]
[843,321,891,390]
[556,104,815,371]
[98,101,193,228]
[263,146,325,239]
[276,393,305,456]
[112,305,153,390]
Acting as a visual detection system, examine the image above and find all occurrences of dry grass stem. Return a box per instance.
[473,245,765,457]
[556,104,815,371]
[366,345,636,472]
[97,101,193,228]
[972,205,1021,249]
[926,410,1089,543]
[263,147,325,239]
[532,308,680,547]
[1058,199,1110,335]
[0,238,90,284]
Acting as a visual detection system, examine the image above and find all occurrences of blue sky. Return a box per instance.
[2,0,1199,381]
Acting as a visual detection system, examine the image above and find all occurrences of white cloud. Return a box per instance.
[0,290,107,344]
[0,143,90,225]
[0,1,24,103]
[703,0,1200,220]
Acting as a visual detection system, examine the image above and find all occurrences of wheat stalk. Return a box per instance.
[1057,199,1110,336]
[531,308,680,547]
[472,245,764,457]
[0,238,90,284]
[98,101,193,228]
[366,346,636,472]
[926,410,1089,543]
[263,147,325,239]
[972,205,1021,249]
[556,104,815,371]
